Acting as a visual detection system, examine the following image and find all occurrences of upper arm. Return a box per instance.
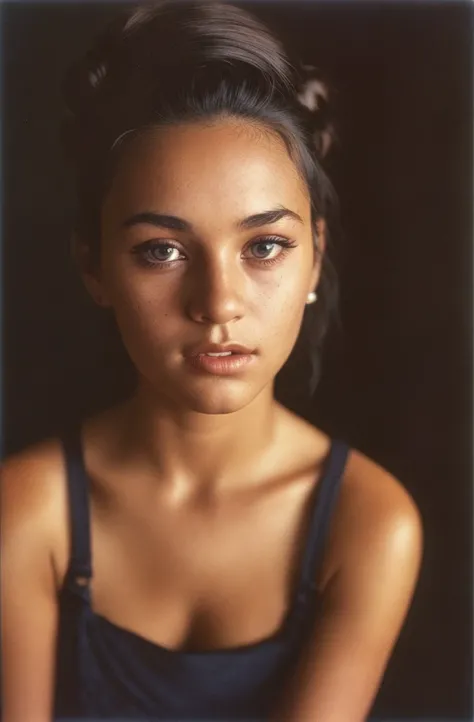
[276,454,423,722]
[1,446,64,722]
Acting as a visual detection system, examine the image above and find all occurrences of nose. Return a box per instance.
[184,250,246,325]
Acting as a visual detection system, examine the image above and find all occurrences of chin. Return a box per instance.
[183,381,267,415]
[134,349,276,415]
[144,371,269,416]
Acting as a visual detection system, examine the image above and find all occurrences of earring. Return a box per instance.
[306,291,318,304]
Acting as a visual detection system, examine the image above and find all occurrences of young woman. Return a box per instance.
[1,2,423,720]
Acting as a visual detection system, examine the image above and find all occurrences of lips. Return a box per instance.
[185,349,257,375]
[187,342,255,357]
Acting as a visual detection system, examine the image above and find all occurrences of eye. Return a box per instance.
[130,241,184,268]
[245,236,298,267]
[130,235,298,270]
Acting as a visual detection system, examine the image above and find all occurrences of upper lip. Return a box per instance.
[187,342,255,356]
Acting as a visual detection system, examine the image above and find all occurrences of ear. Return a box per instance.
[70,233,112,309]
[309,217,326,293]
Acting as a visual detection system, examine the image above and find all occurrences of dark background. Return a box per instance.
[2,1,473,719]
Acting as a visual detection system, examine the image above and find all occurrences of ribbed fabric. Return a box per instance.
[54,427,350,721]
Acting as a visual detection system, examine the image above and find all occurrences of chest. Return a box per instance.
[88,484,314,650]
[67,464,327,652]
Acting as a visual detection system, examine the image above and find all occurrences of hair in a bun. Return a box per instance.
[61,1,295,170]
[60,0,341,405]
[296,64,336,160]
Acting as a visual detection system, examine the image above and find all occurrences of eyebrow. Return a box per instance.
[121,206,304,232]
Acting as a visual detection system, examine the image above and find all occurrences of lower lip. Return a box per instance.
[186,353,256,375]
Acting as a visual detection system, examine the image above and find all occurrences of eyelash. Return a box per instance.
[130,236,298,270]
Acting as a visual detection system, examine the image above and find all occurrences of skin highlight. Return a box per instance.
[77,117,324,493]
[2,113,422,722]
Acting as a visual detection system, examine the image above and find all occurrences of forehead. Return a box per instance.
[102,119,310,229]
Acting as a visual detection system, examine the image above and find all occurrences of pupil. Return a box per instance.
[255,242,272,257]
[152,246,172,260]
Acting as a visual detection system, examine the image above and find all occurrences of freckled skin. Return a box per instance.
[2,115,422,722]
[94,118,321,418]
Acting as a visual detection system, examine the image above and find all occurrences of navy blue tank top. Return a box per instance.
[54,428,350,720]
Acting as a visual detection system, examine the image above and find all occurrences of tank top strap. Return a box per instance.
[297,438,350,597]
[61,425,93,583]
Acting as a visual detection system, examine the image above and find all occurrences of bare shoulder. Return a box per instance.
[2,440,75,721]
[274,430,424,720]
[324,444,424,588]
[1,438,69,583]
[344,447,422,535]
[342,447,421,523]
[2,437,67,516]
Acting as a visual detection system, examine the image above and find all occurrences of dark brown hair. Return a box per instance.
[60,0,341,408]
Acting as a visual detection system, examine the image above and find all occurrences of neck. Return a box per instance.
[113,379,285,496]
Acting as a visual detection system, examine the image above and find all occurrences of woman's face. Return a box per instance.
[90,118,323,414]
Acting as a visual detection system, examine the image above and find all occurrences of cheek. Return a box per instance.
[103,252,310,363]
[253,281,309,363]
[114,292,177,351]
[104,270,180,363]
[110,305,179,383]
[104,252,172,318]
